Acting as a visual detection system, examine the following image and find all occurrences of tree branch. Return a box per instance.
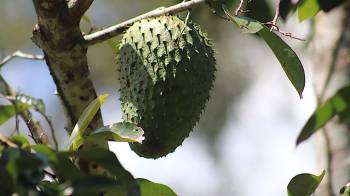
[32,0,102,133]
[68,0,94,19]
[0,75,49,145]
[39,111,59,150]
[84,0,207,46]
[235,0,245,16]
[0,51,44,67]
[0,50,49,145]
[32,0,66,18]
[0,133,17,148]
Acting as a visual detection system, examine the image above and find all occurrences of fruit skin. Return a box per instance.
[118,15,216,158]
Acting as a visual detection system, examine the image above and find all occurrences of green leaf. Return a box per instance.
[63,147,140,196]
[136,178,176,196]
[71,176,118,196]
[287,170,325,196]
[82,15,93,27]
[66,94,109,150]
[258,26,305,98]
[207,0,237,17]
[15,94,46,113]
[245,0,273,23]
[297,0,320,22]
[0,104,32,125]
[38,181,71,196]
[296,85,350,145]
[0,93,46,125]
[41,176,119,196]
[107,38,120,54]
[231,16,263,33]
[340,183,350,196]
[229,16,305,97]
[75,122,144,149]
[32,145,82,181]
[280,0,296,21]
[10,135,30,150]
[339,108,350,123]
[34,146,130,195]
[0,148,48,192]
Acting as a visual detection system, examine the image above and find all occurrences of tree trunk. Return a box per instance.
[31,0,109,175]
[312,2,350,195]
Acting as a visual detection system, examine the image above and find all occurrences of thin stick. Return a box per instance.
[44,170,57,181]
[14,94,20,135]
[321,127,335,196]
[177,11,191,45]
[0,51,44,67]
[39,112,59,150]
[270,0,280,29]
[318,32,345,101]
[0,75,49,145]
[84,0,207,46]
[0,133,17,148]
[265,0,305,41]
[235,0,245,16]
[0,51,49,144]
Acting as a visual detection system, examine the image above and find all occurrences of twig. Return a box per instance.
[265,22,306,41]
[0,51,44,67]
[235,0,245,16]
[0,50,48,144]
[318,31,345,101]
[0,133,17,148]
[83,0,207,46]
[321,127,335,196]
[39,112,59,150]
[270,0,280,30]
[44,170,57,181]
[0,75,49,145]
[265,0,305,41]
[177,11,191,45]
[14,94,20,135]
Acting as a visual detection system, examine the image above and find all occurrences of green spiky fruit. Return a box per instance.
[118,15,216,158]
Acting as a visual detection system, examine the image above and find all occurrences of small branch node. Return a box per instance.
[0,49,44,67]
[235,0,245,16]
[265,0,305,41]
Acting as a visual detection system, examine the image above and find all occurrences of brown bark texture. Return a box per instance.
[31,0,102,133]
[30,0,109,177]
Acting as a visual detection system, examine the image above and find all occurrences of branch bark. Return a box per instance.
[0,133,17,148]
[0,51,44,67]
[0,75,49,145]
[84,0,207,46]
[68,0,94,19]
[31,0,101,133]
[31,0,111,177]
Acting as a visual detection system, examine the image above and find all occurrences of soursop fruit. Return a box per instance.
[118,15,216,158]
